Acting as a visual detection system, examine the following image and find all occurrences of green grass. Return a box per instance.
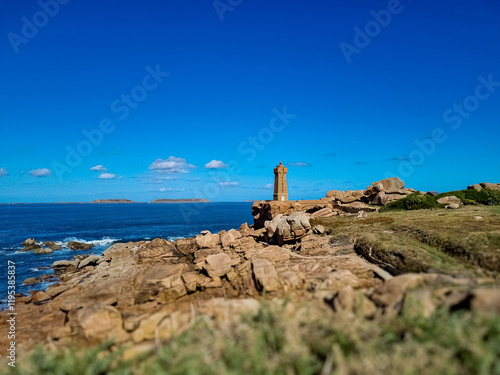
[7,342,132,375]
[380,188,500,213]
[489,206,500,216]
[8,302,500,375]
[435,188,500,206]
[315,206,500,276]
[380,193,446,212]
[354,232,472,274]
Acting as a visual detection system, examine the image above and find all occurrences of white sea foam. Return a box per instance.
[167,236,185,241]
[60,237,118,247]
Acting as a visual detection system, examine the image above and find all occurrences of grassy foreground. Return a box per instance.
[7,301,500,375]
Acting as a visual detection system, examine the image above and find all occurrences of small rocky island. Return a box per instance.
[91,199,136,204]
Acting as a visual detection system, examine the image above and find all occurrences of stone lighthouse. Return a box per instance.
[273,161,288,201]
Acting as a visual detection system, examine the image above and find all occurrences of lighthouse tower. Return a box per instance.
[273,161,288,201]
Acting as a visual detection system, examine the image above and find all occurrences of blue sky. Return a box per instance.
[1,0,499,202]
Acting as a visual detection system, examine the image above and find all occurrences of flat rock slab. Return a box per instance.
[252,259,281,292]
[203,253,232,278]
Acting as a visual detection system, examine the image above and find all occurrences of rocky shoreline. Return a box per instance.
[20,238,95,254]
[2,208,499,360]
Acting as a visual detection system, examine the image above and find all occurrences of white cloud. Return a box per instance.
[98,173,117,179]
[30,168,52,177]
[149,156,195,174]
[159,175,180,180]
[133,175,181,184]
[158,187,185,192]
[264,183,273,189]
[0,168,7,176]
[289,162,311,167]
[90,165,107,171]
[218,182,239,187]
[204,160,228,169]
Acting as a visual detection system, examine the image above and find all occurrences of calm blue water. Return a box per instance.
[0,202,253,307]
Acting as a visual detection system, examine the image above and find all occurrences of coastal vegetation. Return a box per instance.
[378,192,445,212]
[9,302,500,375]
[380,188,500,213]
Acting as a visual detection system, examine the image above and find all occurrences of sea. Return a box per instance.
[0,202,253,308]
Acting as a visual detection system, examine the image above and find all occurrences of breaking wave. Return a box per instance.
[60,237,119,247]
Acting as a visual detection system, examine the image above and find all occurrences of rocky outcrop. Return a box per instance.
[44,241,61,250]
[20,238,41,252]
[363,177,418,206]
[175,237,198,256]
[22,277,40,285]
[264,212,311,245]
[203,253,232,277]
[31,291,51,304]
[252,200,304,228]
[195,232,221,249]
[437,195,461,209]
[366,177,405,193]
[467,182,500,191]
[333,202,377,214]
[324,177,419,207]
[252,259,280,292]
[22,238,35,246]
[78,255,102,268]
[51,260,74,268]
[20,238,98,252]
[220,229,242,248]
[310,207,337,218]
[326,190,364,204]
[34,248,53,254]
[252,199,371,228]
[68,241,95,251]
[69,304,127,342]
[312,225,325,234]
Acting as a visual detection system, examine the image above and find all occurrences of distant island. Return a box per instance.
[150,198,210,203]
[91,199,135,204]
